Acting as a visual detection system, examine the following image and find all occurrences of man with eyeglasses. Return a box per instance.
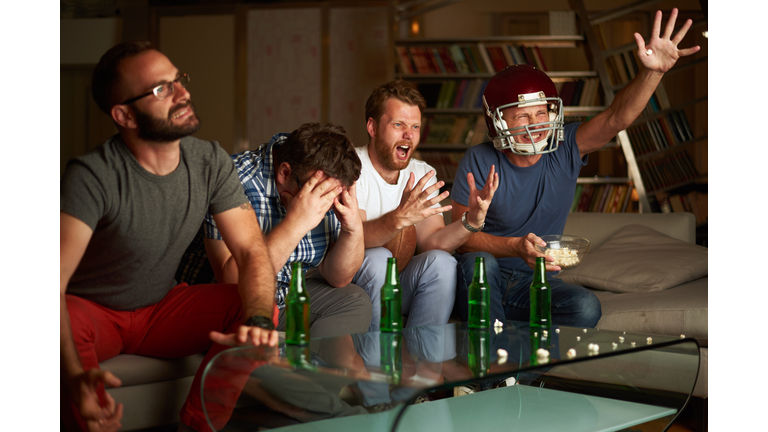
[61,41,278,432]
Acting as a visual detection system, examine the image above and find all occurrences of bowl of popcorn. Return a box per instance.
[534,235,590,270]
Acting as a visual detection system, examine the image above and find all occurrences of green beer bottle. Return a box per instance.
[285,262,310,345]
[285,344,313,369]
[529,257,551,330]
[380,257,403,332]
[468,327,490,378]
[379,331,403,384]
[468,257,491,329]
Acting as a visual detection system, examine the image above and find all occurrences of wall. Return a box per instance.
[159,14,237,153]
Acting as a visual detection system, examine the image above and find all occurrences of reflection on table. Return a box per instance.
[201,321,700,432]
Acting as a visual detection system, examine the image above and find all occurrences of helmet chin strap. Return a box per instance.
[494,111,557,154]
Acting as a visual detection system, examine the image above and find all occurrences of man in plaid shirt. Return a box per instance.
[201,123,372,337]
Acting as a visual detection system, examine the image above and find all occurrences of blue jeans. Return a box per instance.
[353,247,457,332]
[455,252,602,328]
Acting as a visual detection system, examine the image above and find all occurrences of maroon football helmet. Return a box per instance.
[482,65,565,155]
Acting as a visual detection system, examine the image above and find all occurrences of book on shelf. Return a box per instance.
[571,184,584,212]
[429,47,448,74]
[570,183,633,213]
[475,42,496,73]
[398,41,581,76]
[449,44,472,74]
[655,190,707,225]
[421,80,489,110]
[437,47,459,74]
[639,151,699,193]
[395,46,416,75]
[628,109,695,157]
[464,116,488,146]
[557,78,599,107]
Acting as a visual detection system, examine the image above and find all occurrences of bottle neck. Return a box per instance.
[386,258,398,284]
[472,257,486,284]
[533,257,547,284]
[291,262,305,292]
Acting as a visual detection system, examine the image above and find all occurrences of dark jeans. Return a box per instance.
[455,252,602,328]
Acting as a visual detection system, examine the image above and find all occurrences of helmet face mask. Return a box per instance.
[482,65,566,156]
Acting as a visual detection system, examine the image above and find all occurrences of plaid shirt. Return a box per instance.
[204,133,341,308]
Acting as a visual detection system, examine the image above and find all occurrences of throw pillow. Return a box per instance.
[558,224,707,293]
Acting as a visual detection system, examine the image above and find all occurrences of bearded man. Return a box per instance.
[352,80,499,330]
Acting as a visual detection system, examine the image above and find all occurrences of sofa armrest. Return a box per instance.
[564,212,696,249]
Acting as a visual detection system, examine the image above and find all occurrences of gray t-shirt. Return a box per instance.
[60,134,248,311]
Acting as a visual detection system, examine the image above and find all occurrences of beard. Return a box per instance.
[372,135,413,172]
[134,101,201,142]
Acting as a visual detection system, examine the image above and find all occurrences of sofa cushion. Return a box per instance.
[590,277,708,340]
[99,354,206,387]
[559,224,707,293]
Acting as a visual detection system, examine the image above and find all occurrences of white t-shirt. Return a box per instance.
[356,145,440,220]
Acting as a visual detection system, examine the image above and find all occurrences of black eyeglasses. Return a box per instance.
[121,73,190,105]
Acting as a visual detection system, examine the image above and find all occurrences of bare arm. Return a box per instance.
[318,182,364,287]
[61,212,124,429]
[210,202,278,347]
[450,201,561,272]
[576,8,700,157]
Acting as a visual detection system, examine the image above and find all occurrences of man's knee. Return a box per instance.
[338,284,373,325]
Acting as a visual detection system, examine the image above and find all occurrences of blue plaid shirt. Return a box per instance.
[204,133,341,308]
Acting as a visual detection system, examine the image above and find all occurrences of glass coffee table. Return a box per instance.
[201,321,700,432]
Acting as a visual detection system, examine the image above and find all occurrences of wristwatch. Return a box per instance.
[461,211,484,233]
[244,315,275,330]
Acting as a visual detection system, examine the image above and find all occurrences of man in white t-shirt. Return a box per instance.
[353,80,499,330]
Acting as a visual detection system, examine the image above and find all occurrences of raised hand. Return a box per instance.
[394,171,451,229]
[333,181,363,235]
[635,8,701,73]
[73,369,123,432]
[466,165,499,229]
[282,170,343,233]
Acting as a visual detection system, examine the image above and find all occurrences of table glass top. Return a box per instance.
[201,321,700,432]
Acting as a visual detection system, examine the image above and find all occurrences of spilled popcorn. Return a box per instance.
[497,349,508,364]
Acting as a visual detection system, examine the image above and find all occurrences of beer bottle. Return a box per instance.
[529,257,551,330]
[379,331,403,384]
[285,262,310,345]
[380,257,403,332]
[285,344,313,369]
[468,327,490,378]
[468,256,491,329]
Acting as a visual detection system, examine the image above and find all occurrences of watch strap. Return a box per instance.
[461,211,484,233]
[244,315,275,330]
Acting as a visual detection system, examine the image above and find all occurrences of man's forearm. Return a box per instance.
[421,219,474,252]
[608,68,664,130]
[61,293,84,381]
[362,213,402,248]
[319,230,364,287]
[237,249,277,319]
[455,231,518,258]
[264,220,309,274]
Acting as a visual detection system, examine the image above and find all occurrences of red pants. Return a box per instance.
[61,283,278,432]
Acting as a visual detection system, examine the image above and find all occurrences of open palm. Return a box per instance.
[634,8,701,74]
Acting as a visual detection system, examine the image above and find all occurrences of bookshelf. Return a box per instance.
[568,0,708,216]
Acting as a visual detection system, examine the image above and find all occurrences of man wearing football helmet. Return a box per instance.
[451,8,700,328]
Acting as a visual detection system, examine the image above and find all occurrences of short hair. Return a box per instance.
[92,40,155,114]
[273,123,361,188]
[364,79,426,125]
